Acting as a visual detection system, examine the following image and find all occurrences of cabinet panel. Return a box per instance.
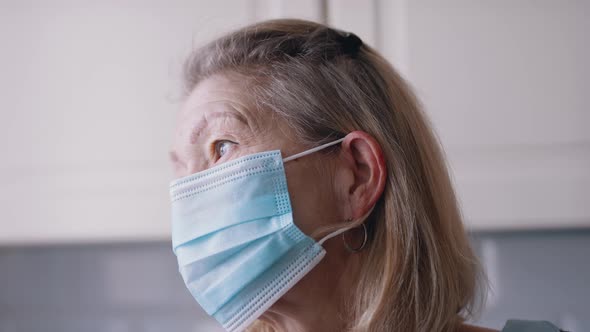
[330,0,590,229]
[408,1,589,147]
[406,1,590,229]
[0,0,323,244]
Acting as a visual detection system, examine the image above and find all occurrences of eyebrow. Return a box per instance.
[189,110,248,144]
[168,110,249,164]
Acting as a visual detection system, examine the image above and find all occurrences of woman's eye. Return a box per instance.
[214,140,236,159]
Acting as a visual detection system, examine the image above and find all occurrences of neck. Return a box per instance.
[258,242,361,332]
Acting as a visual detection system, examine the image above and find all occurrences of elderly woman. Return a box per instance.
[168,19,562,332]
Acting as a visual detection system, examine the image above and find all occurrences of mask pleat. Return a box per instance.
[172,169,284,249]
[175,214,291,267]
[187,222,302,315]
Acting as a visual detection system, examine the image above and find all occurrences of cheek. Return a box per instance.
[285,162,339,237]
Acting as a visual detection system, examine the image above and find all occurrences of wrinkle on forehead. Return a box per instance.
[188,108,249,144]
[181,73,264,133]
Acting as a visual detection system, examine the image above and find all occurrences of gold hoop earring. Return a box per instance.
[342,223,367,253]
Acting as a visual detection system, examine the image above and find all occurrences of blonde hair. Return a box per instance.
[183,19,484,332]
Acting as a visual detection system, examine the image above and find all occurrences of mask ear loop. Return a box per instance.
[282,136,372,251]
[317,206,375,247]
[283,138,346,163]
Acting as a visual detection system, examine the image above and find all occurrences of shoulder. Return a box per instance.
[500,320,564,332]
[457,320,564,332]
[458,323,498,332]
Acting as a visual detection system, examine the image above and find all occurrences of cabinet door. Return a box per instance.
[0,0,324,244]
[329,0,590,230]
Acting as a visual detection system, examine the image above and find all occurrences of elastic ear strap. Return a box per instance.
[283,138,345,163]
[318,226,350,245]
[317,206,375,246]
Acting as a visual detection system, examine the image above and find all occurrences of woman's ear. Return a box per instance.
[337,131,387,220]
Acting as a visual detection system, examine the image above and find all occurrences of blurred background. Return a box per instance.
[1,0,589,331]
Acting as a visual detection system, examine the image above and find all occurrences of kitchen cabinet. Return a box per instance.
[0,0,322,244]
[330,0,590,230]
[2,1,588,245]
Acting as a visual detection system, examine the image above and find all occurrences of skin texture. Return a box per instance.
[169,74,497,332]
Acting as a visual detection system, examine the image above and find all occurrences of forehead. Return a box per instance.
[174,74,266,147]
[170,73,305,171]
[181,74,251,117]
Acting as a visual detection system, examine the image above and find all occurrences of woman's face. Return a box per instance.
[170,73,378,329]
[170,74,358,314]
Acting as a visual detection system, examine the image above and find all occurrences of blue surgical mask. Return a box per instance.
[170,138,351,332]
